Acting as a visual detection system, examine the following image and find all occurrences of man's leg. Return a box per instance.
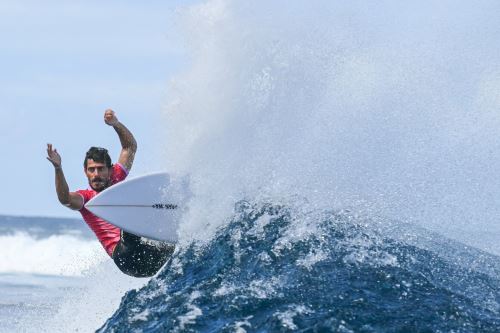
[112,231,175,278]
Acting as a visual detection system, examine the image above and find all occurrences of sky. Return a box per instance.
[0,0,194,217]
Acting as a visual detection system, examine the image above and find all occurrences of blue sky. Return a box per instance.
[0,0,194,217]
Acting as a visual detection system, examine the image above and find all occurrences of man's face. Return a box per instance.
[85,159,111,192]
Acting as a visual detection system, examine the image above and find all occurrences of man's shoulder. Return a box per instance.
[113,162,129,174]
[112,163,129,184]
[75,188,96,203]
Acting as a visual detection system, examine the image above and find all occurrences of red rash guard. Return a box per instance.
[76,163,128,257]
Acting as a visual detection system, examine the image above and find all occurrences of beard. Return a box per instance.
[89,177,110,192]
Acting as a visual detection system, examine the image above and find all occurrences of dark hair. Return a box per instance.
[84,147,113,169]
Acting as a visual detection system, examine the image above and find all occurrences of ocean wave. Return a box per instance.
[0,215,93,239]
[0,232,105,276]
[98,202,500,332]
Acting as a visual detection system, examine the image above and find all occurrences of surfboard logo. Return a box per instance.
[152,203,178,210]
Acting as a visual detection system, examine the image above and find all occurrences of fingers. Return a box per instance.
[46,144,60,158]
[47,144,53,158]
[46,143,62,167]
[47,144,57,154]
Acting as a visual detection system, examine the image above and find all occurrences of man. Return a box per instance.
[46,109,173,277]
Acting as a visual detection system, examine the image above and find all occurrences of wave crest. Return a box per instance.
[99,202,500,332]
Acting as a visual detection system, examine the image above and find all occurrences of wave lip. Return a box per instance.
[98,202,500,332]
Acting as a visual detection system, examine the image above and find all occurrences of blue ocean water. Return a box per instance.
[0,272,83,332]
[0,216,91,332]
[98,202,500,332]
[0,215,144,332]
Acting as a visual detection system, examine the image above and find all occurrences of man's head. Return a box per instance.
[84,147,113,192]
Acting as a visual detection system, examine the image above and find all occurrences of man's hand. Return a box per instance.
[104,109,119,126]
[47,143,83,210]
[106,109,137,172]
[46,143,62,169]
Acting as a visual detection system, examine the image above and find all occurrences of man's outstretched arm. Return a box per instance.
[104,109,137,172]
[46,144,84,210]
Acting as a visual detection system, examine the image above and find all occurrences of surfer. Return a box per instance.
[46,109,174,278]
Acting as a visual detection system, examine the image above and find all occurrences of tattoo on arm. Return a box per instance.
[114,122,137,150]
[114,122,137,171]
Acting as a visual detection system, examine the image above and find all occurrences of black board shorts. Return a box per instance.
[112,230,175,278]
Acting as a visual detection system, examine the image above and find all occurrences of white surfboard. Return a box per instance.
[85,172,190,243]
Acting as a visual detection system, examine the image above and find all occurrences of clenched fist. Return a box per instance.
[104,109,119,126]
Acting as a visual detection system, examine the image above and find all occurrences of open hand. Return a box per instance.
[104,109,119,126]
[46,143,62,168]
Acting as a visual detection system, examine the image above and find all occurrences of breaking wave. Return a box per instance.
[99,202,500,332]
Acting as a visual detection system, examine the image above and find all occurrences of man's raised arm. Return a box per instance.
[46,144,84,210]
[104,109,137,172]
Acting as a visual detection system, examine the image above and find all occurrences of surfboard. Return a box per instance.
[85,172,190,243]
